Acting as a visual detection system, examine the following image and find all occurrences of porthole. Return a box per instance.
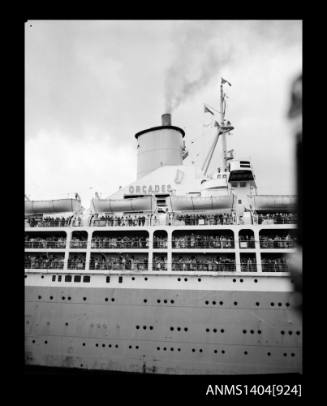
[65,322,69,326]
[270,302,275,307]
[254,279,258,283]
[212,301,216,305]
[62,296,65,300]
[83,297,87,301]
[250,330,254,334]
[163,347,167,351]
[199,349,203,353]
[102,344,105,348]
[281,331,285,335]
[233,301,238,306]
[157,299,161,304]
[177,327,181,331]
[25,275,27,279]
[170,300,175,304]
[143,299,147,303]
[220,329,224,333]
[288,331,293,335]
[50,296,53,300]
[170,348,174,351]
[258,330,262,334]
[177,278,181,281]
[192,349,195,352]
[143,326,147,330]
[144,277,148,281]
[82,343,86,346]
[255,302,260,306]
[205,301,209,305]
[286,302,290,307]
[111,298,115,302]
[198,278,202,282]
[135,346,139,349]
[41,275,44,279]
[136,325,140,330]
[233,279,236,283]
[115,345,119,348]
[129,345,132,349]
[267,352,271,356]
[219,301,223,305]
[32,340,35,344]
[164,300,167,304]
[44,340,48,344]
[214,350,217,354]
[213,328,217,333]
[296,331,301,335]
[105,298,108,302]
[150,326,153,330]
[170,327,174,331]
[184,278,188,282]
[38,296,42,300]
[283,353,287,357]
[243,330,247,334]
[132,277,135,281]
[80,364,83,368]
[240,279,244,283]
[95,343,99,347]
[68,297,71,301]
[184,327,188,332]
[244,351,248,355]
[221,350,225,354]
[278,302,282,307]
[177,348,181,352]
[291,353,295,357]
[156,347,160,351]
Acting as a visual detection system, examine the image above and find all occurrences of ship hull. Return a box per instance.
[25,272,302,375]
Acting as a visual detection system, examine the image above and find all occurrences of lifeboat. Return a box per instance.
[252,195,296,211]
[91,196,153,213]
[25,198,82,215]
[169,195,234,211]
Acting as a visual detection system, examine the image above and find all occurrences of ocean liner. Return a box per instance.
[25,78,302,374]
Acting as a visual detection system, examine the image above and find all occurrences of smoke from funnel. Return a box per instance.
[164,21,302,113]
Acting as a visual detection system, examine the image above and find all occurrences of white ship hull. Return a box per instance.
[25,272,302,374]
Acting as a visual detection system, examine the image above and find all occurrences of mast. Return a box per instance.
[220,79,227,171]
[202,77,233,176]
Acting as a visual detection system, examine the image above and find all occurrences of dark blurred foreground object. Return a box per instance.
[287,74,302,314]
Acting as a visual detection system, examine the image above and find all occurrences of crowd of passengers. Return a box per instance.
[172,233,234,248]
[91,214,149,227]
[240,257,257,272]
[26,216,73,227]
[153,255,167,270]
[25,254,64,269]
[153,235,167,248]
[261,257,288,272]
[68,254,86,269]
[91,236,149,249]
[173,212,235,226]
[239,235,256,247]
[172,255,235,272]
[260,233,296,248]
[25,235,66,248]
[255,212,297,224]
[70,236,87,248]
[90,254,148,270]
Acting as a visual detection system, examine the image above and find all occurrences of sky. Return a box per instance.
[25,20,302,208]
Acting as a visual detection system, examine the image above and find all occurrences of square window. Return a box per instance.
[58,276,62,282]
[74,275,81,283]
[65,275,72,282]
[106,276,110,283]
[52,275,56,282]
[119,276,123,284]
[83,276,90,283]
[240,182,246,187]
[238,200,242,204]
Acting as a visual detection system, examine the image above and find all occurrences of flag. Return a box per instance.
[221,77,232,86]
[204,104,215,115]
